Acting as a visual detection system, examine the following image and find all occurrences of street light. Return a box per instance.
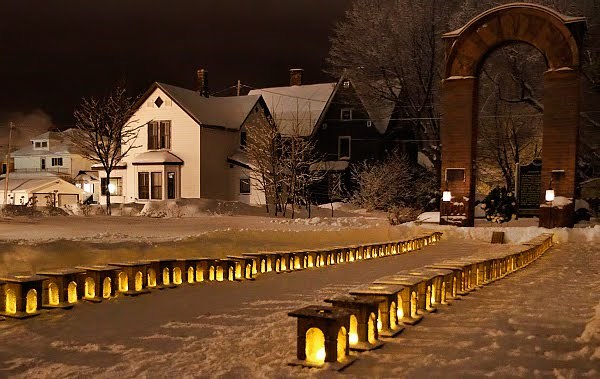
[546,178,554,228]
[442,182,451,225]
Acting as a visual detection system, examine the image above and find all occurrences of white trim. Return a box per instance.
[340,108,353,121]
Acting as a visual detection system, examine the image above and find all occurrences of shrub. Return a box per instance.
[479,187,517,223]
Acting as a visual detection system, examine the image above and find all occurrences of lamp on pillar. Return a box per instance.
[442,181,451,225]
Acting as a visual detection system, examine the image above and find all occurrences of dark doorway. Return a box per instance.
[167,172,176,199]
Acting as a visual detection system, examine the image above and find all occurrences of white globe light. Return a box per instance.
[108,183,117,194]
[442,191,452,202]
[545,189,555,202]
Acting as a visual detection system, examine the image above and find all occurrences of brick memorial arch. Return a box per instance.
[440,3,587,227]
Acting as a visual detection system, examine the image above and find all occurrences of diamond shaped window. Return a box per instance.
[154,97,164,108]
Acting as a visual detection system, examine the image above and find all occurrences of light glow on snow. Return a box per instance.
[26,289,37,314]
[349,315,359,345]
[68,281,77,303]
[5,288,16,314]
[305,328,326,364]
[48,282,59,305]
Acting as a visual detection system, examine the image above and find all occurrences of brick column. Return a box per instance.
[539,69,580,228]
[440,76,478,227]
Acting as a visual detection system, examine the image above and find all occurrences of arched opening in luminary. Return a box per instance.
[134,271,143,291]
[228,266,234,281]
[103,277,112,298]
[305,327,326,365]
[390,301,397,328]
[26,289,37,314]
[216,266,224,282]
[119,272,129,292]
[67,281,77,303]
[48,282,59,305]
[349,314,359,346]
[173,267,182,285]
[196,266,204,282]
[397,293,404,320]
[85,277,95,298]
[162,268,170,285]
[209,266,216,281]
[5,288,16,314]
[187,267,195,284]
[337,327,347,362]
[147,269,157,287]
[368,312,377,344]
[235,263,242,279]
[410,291,418,318]
[245,264,252,279]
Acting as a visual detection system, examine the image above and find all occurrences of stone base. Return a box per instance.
[82,296,103,303]
[401,315,423,326]
[0,311,41,319]
[288,355,357,371]
[380,325,405,338]
[120,289,151,296]
[424,307,437,314]
[42,302,75,310]
[349,340,384,352]
[539,204,574,228]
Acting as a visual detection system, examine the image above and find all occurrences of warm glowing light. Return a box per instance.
[48,282,59,305]
[443,190,451,202]
[377,309,382,331]
[397,295,404,319]
[196,267,204,282]
[135,272,143,291]
[261,260,266,273]
[5,288,16,314]
[228,266,234,281]
[107,183,117,194]
[266,258,273,272]
[349,315,358,345]
[235,263,242,278]
[337,327,347,362]
[103,277,112,298]
[306,328,326,365]
[431,284,436,305]
[245,264,252,279]
[68,281,77,303]
[411,291,418,318]
[173,267,182,284]
[26,289,37,314]
[390,302,397,327]
[281,259,287,271]
[545,189,555,202]
[441,282,446,303]
[216,266,224,281]
[308,256,314,268]
[85,277,95,298]
[83,183,93,193]
[209,266,215,281]
[187,267,194,283]
[118,272,128,292]
[162,268,170,285]
[368,313,377,344]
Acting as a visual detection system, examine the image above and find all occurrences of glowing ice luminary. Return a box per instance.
[75,265,119,302]
[109,262,151,296]
[288,305,356,371]
[37,268,86,308]
[349,283,405,337]
[0,274,46,319]
[324,295,384,351]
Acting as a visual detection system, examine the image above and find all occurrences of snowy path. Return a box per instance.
[0,238,514,378]
[346,241,600,378]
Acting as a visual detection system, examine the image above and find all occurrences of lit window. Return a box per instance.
[341,109,353,121]
[51,157,63,166]
[338,136,351,160]
[240,178,251,195]
[101,177,122,196]
[342,80,350,89]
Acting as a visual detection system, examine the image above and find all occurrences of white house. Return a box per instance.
[10,129,94,180]
[96,81,269,206]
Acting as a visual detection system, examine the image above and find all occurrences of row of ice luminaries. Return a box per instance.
[288,233,554,370]
[0,232,443,319]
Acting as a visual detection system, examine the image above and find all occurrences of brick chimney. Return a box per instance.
[196,68,209,97]
[289,68,304,86]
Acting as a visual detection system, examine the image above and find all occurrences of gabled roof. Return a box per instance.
[12,128,80,156]
[0,177,73,192]
[248,83,336,137]
[142,82,263,131]
[131,151,184,165]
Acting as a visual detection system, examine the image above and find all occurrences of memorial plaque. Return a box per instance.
[517,159,542,216]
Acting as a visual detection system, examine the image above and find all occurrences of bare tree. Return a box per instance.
[243,115,285,216]
[70,86,142,215]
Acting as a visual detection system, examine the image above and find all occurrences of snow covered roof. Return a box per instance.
[12,129,80,156]
[0,177,71,192]
[153,83,262,131]
[248,83,336,137]
[309,160,349,172]
[131,151,184,165]
[351,80,396,134]
[227,151,252,170]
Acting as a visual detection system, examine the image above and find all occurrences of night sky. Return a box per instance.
[0,0,350,127]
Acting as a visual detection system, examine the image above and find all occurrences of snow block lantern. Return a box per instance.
[149,259,184,288]
[227,256,256,279]
[213,259,238,281]
[38,268,86,309]
[75,265,118,302]
[0,274,46,318]
[403,268,454,308]
[243,253,273,273]
[191,258,217,281]
[349,284,405,337]
[109,262,151,296]
[372,275,426,325]
[176,259,197,284]
[324,295,384,351]
[288,305,357,371]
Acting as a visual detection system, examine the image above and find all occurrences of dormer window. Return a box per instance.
[341,108,353,121]
[342,80,351,89]
[148,121,171,149]
[33,141,48,150]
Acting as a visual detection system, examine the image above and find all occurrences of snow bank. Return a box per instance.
[577,301,600,360]
[417,211,440,223]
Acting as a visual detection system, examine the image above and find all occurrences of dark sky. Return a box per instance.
[0,0,350,127]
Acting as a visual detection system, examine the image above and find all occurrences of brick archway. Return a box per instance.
[440,3,586,227]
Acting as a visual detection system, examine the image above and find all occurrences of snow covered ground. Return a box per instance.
[0,228,598,378]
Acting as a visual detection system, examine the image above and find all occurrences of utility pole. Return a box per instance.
[3,122,14,206]
[237,80,241,96]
